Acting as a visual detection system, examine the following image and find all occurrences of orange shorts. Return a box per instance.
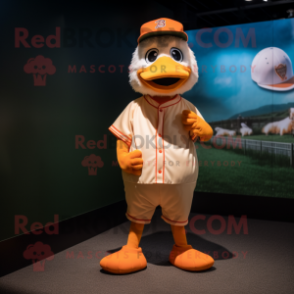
[124,182,196,226]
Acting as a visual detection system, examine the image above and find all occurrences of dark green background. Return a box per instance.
[0,1,173,242]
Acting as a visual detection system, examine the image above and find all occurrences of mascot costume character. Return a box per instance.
[100,18,214,274]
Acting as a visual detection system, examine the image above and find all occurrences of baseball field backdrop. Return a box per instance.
[186,18,294,198]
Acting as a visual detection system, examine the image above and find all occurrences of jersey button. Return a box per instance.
[159,150,162,153]
[159,109,163,112]
[158,170,162,174]
[158,134,162,137]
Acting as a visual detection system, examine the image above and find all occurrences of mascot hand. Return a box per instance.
[116,139,143,176]
[182,110,213,142]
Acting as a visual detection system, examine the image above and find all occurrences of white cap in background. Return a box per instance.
[251,47,294,91]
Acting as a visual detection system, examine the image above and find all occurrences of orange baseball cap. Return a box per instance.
[138,17,188,43]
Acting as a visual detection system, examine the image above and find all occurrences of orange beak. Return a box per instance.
[137,56,191,94]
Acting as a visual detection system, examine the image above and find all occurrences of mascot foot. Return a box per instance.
[100,245,147,274]
[169,244,214,271]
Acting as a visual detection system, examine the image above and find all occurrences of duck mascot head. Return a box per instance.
[101,18,214,274]
[129,18,198,96]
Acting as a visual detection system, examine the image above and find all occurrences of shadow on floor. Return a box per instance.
[0,285,40,294]
[107,231,233,266]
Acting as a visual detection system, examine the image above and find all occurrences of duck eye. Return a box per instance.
[170,48,183,62]
[145,49,159,63]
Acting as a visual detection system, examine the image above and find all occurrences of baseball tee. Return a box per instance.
[109,94,204,185]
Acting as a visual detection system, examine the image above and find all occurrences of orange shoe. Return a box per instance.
[100,245,147,274]
[169,244,214,271]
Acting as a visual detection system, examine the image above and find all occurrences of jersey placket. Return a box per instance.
[156,107,165,183]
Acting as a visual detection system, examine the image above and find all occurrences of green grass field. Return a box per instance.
[195,143,294,199]
[232,134,294,143]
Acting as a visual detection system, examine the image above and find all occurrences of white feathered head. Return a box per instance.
[129,18,199,96]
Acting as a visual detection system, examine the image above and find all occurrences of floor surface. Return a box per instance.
[0,211,294,294]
